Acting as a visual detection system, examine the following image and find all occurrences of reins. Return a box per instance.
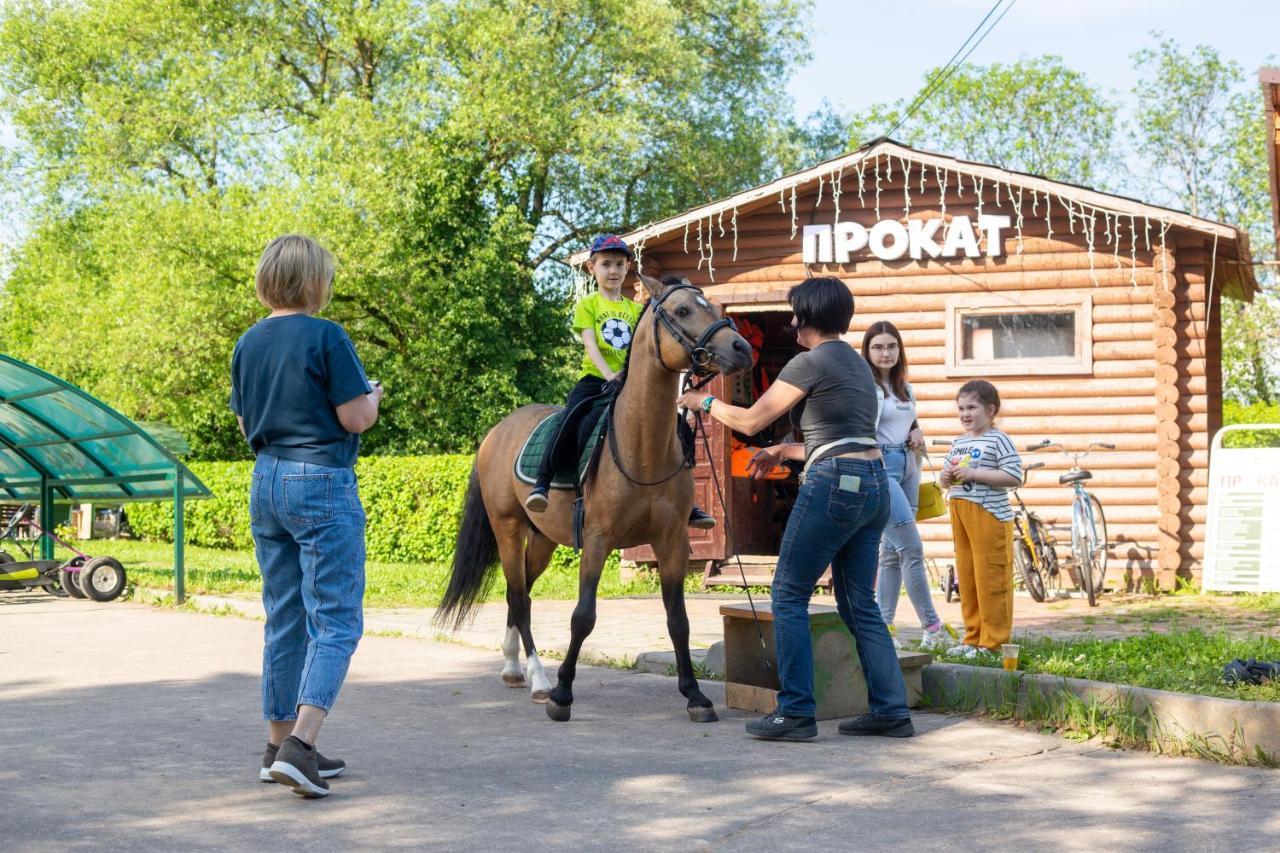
[605,285,730,488]
[601,282,769,668]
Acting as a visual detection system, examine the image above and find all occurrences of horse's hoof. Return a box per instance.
[531,688,550,704]
[502,673,527,688]
[546,700,572,722]
[688,706,719,723]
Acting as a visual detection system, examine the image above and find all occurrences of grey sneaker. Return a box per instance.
[267,736,330,797]
[838,714,915,738]
[260,741,345,782]
[745,710,818,741]
[688,505,717,530]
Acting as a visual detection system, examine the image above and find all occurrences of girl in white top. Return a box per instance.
[862,322,947,649]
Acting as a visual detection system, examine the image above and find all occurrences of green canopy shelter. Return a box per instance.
[0,355,211,602]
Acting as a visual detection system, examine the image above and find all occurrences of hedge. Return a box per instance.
[127,455,612,574]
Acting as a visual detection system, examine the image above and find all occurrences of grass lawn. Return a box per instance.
[98,539,698,608]
[940,628,1280,703]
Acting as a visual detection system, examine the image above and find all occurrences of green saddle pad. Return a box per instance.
[515,400,610,489]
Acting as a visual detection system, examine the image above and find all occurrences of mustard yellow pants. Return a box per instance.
[949,498,1014,650]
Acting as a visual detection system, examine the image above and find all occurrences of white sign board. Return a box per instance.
[802,215,1011,264]
[1202,424,1280,592]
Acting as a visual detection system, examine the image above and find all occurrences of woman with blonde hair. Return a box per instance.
[231,235,384,797]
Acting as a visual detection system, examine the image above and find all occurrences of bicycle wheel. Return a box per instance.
[1087,493,1108,595]
[1029,515,1060,596]
[1072,494,1098,607]
[1014,539,1045,602]
[923,558,943,591]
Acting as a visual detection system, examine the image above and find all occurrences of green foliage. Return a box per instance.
[1222,400,1280,448]
[102,537,661,608]
[1221,294,1280,406]
[1129,37,1278,405]
[125,454,619,577]
[0,0,811,460]
[846,56,1119,184]
[945,628,1280,703]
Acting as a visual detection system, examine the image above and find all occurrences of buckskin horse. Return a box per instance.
[436,274,753,722]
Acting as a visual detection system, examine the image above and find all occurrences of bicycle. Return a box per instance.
[1009,461,1062,602]
[1027,439,1113,607]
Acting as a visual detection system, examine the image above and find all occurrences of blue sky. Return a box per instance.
[787,0,1279,119]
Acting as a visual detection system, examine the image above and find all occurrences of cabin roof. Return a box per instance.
[570,138,1260,298]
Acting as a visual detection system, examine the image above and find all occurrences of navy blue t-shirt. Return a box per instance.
[230,315,371,469]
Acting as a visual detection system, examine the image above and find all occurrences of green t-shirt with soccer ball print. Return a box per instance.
[572,291,643,379]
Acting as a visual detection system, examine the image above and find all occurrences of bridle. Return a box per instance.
[649,283,738,379]
[606,283,738,487]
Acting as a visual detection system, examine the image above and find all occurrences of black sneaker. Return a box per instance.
[837,714,915,738]
[688,505,717,530]
[268,736,331,797]
[524,486,550,513]
[745,710,818,741]
[260,741,346,782]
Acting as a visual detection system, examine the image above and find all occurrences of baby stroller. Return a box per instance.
[0,504,127,601]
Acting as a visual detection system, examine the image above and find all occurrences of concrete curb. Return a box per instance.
[922,661,1280,761]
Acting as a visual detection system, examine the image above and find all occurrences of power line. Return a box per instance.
[880,0,1017,142]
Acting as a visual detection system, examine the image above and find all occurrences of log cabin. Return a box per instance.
[570,139,1261,591]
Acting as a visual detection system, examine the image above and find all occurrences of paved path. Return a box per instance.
[2,594,1277,851]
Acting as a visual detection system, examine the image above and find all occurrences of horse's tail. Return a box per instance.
[436,462,499,632]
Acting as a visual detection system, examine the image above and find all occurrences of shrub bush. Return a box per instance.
[127,455,612,575]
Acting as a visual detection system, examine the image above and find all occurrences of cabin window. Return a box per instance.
[945,295,1092,376]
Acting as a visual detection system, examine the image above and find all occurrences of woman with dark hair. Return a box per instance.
[862,321,948,649]
[680,277,913,741]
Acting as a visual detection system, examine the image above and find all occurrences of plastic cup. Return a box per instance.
[1001,643,1020,672]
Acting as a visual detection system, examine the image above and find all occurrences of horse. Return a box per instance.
[436,274,753,723]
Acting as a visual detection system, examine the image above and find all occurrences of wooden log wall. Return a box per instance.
[641,163,1221,588]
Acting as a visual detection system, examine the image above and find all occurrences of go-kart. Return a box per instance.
[0,504,127,602]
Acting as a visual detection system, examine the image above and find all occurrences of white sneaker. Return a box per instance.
[920,624,949,650]
[946,643,980,659]
[891,636,903,650]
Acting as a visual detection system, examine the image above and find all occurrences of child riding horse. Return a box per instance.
[437,274,752,722]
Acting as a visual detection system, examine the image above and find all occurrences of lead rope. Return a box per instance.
[684,374,771,671]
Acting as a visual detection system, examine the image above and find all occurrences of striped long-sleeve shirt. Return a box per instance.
[945,428,1023,522]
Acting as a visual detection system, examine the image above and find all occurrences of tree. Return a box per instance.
[0,0,810,458]
[845,56,1119,185]
[1130,36,1279,405]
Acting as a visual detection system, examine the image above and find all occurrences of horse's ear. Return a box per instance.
[636,273,668,301]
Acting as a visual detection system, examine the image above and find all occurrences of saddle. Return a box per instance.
[515,394,612,489]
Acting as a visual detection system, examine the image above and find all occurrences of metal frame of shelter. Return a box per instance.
[0,355,211,602]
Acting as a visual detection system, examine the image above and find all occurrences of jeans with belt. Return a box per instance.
[771,457,911,720]
[876,445,939,630]
[250,455,367,720]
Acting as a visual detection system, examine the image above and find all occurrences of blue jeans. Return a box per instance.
[876,446,939,629]
[771,457,910,720]
[250,455,366,720]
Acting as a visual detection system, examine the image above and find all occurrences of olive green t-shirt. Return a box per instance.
[572,292,643,378]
